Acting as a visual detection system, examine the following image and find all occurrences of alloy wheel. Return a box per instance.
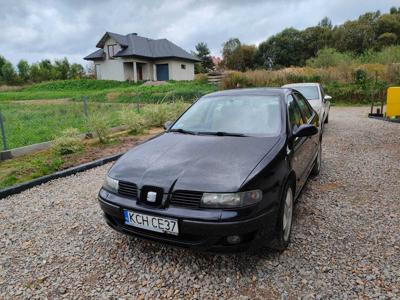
[282,187,293,242]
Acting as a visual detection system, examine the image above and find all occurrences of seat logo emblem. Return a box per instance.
[147,191,157,202]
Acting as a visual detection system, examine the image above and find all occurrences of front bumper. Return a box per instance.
[98,189,278,252]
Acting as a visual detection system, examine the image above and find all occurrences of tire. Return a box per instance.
[269,182,294,251]
[324,113,329,124]
[311,141,322,176]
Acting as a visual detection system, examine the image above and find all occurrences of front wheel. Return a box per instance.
[269,184,294,251]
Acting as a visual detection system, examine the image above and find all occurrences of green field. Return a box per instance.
[0,79,216,149]
[0,79,216,103]
[0,101,134,149]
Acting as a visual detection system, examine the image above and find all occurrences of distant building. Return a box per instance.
[84,32,200,82]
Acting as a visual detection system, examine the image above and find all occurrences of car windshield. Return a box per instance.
[291,86,320,100]
[170,95,282,137]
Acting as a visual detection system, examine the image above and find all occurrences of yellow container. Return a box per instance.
[387,87,400,117]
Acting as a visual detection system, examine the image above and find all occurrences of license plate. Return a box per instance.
[123,210,179,235]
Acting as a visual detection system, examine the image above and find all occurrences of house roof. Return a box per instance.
[83,48,105,60]
[84,32,200,62]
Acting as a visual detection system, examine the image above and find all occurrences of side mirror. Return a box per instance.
[163,121,173,130]
[293,124,318,138]
[324,95,332,102]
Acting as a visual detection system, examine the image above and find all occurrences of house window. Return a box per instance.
[107,44,117,59]
[181,64,186,70]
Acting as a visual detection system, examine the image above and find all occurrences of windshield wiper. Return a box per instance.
[169,128,197,135]
[197,131,247,137]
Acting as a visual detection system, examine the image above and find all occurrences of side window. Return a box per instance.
[287,95,304,130]
[294,93,313,120]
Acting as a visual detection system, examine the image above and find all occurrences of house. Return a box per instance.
[84,32,200,82]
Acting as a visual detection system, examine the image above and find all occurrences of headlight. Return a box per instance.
[103,175,119,193]
[201,190,262,208]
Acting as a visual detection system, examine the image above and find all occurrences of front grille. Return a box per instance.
[118,181,138,199]
[170,191,203,208]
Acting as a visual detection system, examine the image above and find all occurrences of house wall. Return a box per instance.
[93,38,124,81]
[122,58,153,81]
[154,59,195,81]
[93,37,195,81]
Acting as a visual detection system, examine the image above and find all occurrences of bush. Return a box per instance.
[142,101,189,127]
[220,72,253,89]
[306,48,354,68]
[52,128,83,155]
[119,109,147,134]
[87,113,110,143]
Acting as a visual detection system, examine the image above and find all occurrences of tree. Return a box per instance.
[194,42,214,73]
[236,45,257,71]
[54,58,70,80]
[70,63,85,79]
[376,14,400,41]
[0,56,7,82]
[1,61,17,84]
[318,17,333,29]
[221,38,241,70]
[256,28,305,68]
[17,60,30,82]
[29,63,41,82]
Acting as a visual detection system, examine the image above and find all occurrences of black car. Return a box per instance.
[98,88,321,251]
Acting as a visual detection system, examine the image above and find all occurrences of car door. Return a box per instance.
[287,94,309,191]
[293,92,319,175]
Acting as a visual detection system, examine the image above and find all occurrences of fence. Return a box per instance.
[207,72,226,86]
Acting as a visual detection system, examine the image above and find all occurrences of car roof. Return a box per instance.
[282,82,320,87]
[203,88,291,98]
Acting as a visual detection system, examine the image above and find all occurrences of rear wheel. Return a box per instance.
[324,114,329,124]
[269,183,294,251]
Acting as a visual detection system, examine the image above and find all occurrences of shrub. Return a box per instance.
[306,48,354,68]
[119,109,147,134]
[87,113,110,143]
[220,72,253,89]
[52,128,83,155]
[142,101,190,127]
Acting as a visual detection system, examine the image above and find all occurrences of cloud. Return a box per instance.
[0,0,398,65]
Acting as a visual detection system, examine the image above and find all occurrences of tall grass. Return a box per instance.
[220,63,400,104]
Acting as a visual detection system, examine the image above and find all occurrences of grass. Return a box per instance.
[0,151,62,189]
[0,79,217,103]
[0,101,132,149]
[0,99,191,149]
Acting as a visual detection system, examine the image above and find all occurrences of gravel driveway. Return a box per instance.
[0,107,399,299]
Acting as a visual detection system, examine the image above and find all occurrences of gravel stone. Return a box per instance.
[0,107,399,299]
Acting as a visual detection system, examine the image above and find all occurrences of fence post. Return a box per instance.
[0,111,7,150]
[83,96,89,117]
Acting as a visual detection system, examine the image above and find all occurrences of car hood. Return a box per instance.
[109,132,281,193]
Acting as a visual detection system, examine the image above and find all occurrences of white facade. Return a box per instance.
[93,38,195,82]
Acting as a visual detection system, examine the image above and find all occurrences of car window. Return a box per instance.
[294,93,313,120]
[171,95,282,137]
[290,86,320,100]
[287,95,304,130]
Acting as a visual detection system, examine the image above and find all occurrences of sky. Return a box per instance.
[0,0,399,67]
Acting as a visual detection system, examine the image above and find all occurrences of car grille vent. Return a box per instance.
[118,181,138,199]
[170,191,203,208]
